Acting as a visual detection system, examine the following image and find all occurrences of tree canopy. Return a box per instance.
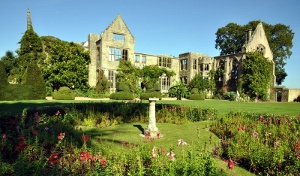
[40,36,90,91]
[215,21,294,85]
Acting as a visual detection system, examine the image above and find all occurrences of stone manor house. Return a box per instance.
[84,14,289,100]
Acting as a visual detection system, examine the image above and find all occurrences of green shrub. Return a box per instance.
[188,93,205,100]
[191,88,199,94]
[21,62,46,99]
[0,84,32,100]
[116,82,130,92]
[52,86,75,100]
[224,91,236,101]
[110,92,134,100]
[140,92,162,100]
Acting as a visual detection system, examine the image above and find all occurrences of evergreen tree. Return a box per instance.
[95,70,110,94]
[22,62,46,99]
[18,27,43,77]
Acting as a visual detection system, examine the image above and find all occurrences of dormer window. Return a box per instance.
[113,33,124,41]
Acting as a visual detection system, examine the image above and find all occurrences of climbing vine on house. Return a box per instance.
[240,51,273,100]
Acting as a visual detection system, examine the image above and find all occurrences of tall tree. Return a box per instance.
[18,27,43,75]
[215,21,294,85]
[40,36,90,91]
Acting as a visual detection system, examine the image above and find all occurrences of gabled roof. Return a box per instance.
[99,13,135,40]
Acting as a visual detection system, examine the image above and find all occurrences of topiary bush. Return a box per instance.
[140,92,162,100]
[190,88,199,94]
[188,92,206,100]
[21,62,46,99]
[110,92,134,100]
[52,87,75,100]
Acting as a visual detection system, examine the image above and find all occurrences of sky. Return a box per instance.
[0,0,299,88]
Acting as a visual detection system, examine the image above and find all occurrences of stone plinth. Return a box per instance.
[143,98,161,138]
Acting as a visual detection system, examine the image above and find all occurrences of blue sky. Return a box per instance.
[1,0,299,88]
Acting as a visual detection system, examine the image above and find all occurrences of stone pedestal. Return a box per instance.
[144,98,160,138]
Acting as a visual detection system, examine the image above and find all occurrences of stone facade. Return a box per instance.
[84,14,276,97]
[274,86,300,102]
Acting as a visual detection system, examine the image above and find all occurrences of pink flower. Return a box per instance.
[253,131,259,137]
[151,147,157,158]
[166,151,176,161]
[225,159,234,170]
[82,134,89,142]
[55,111,60,116]
[45,126,49,130]
[2,134,6,139]
[274,141,280,147]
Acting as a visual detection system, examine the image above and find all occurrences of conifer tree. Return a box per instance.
[22,62,46,99]
[95,70,110,94]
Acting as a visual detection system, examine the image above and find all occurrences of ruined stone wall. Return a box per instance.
[288,89,300,102]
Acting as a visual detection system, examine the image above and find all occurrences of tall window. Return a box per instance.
[109,47,127,61]
[180,59,187,70]
[161,77,171,90]
[193,59,197,69]
[158,57,171,68]
[113,33,124,41]
[142,56,146,63]
[108,70,115,89]
[109,47,115,61]
[116,48,122,61]
[122,49,128,61]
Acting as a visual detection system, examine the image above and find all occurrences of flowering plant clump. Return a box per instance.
[211,113,300,175]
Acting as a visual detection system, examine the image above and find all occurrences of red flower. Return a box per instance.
[241,125,245,130]
[58,132,65,140]
[79,151,91,161]
[49,153,58,165]
[18,135,25,141]
[100,157,107,167]
[33,130,38,136]
[82,134,89,142]
[16,142,28,151]
[228,159,234,170]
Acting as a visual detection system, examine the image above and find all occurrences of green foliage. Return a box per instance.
[191,88,199,94]
[188,74,209,92]
[224,91,237,101]
[95,70,109,94]
[52,86,75,100]
[40,36,90,91]
[21,62,46,99]
[116,82,130,92]
[18,28,43,76]
[215,21,294,85]
[168,81,189,100]
[188,93,206,100]
[140,92,162,100]
[0,61,8,88]
[211,113,300,175]
[0,84,32,100]
[241,52,273,99]
[0,51,20,83]
[109,92,134,100]
[141,65,175,88]
[117,60,141,94]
